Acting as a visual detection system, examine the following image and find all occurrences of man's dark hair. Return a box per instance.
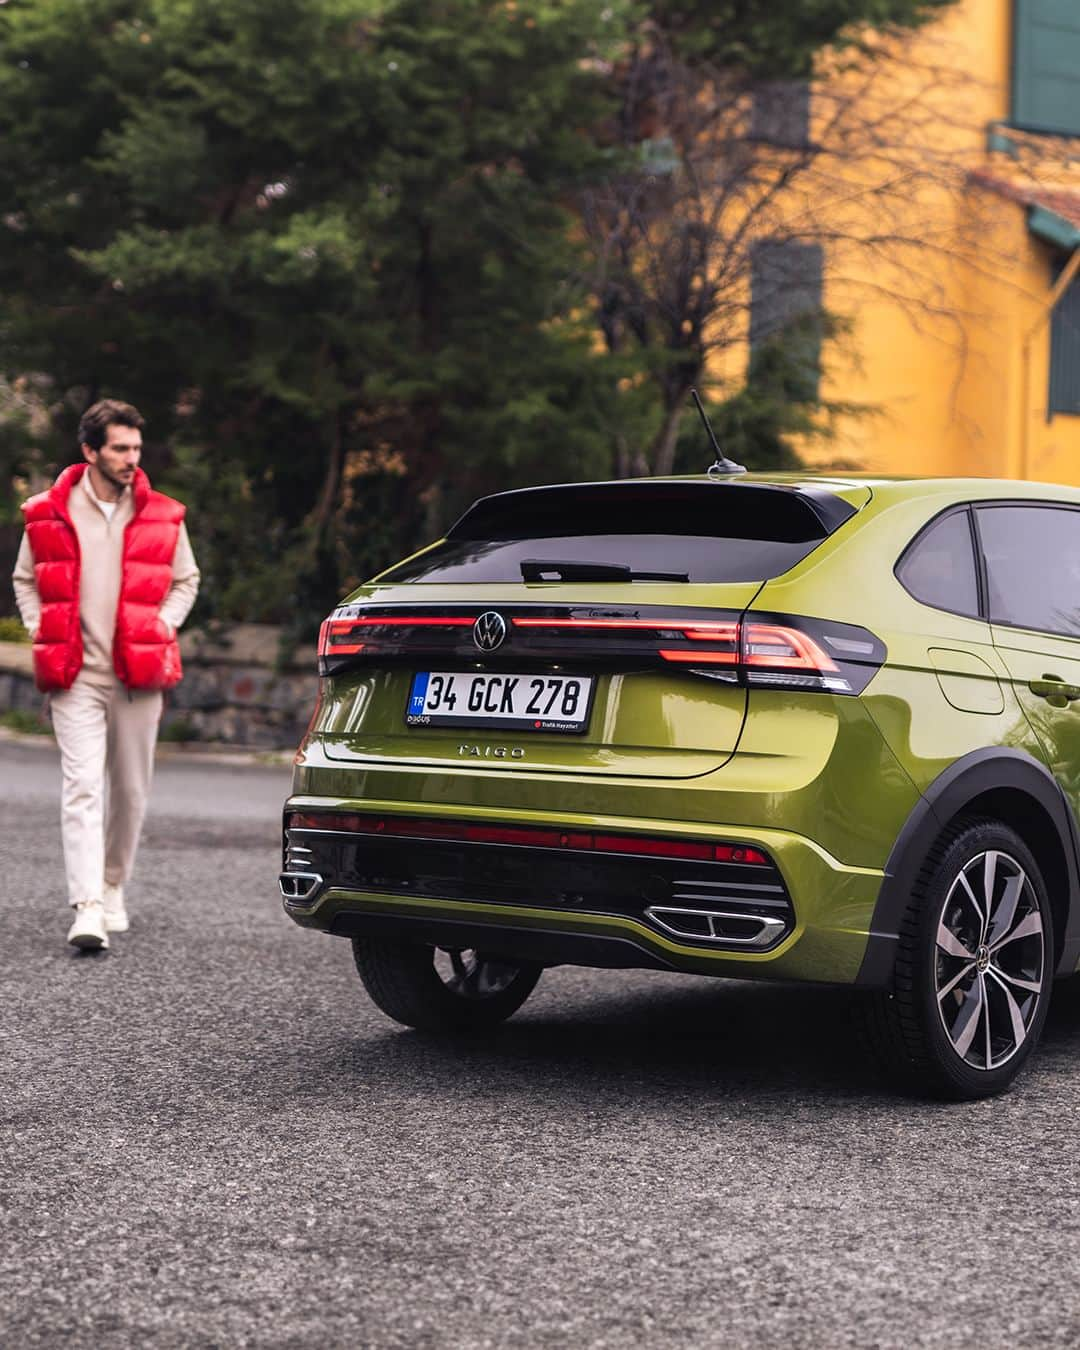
[78,398,145,452]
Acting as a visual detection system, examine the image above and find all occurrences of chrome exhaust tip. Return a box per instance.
[279,871,324,904]
[644,905,787,948]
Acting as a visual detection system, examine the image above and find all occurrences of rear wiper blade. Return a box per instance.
[520,558,689,583]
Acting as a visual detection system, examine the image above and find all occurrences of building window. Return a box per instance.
[1013,0,1080,137]
[750,80,811,149]
[749,240,824,399]
[1049,259,1080,416]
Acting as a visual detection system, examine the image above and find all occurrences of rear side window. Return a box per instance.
[977,503,1080,637]
[379,482,856,584]
[895,509,980,618]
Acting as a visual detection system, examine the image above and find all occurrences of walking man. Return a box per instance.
[12,399,200,950]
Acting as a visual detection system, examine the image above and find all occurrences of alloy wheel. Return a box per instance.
[935,849,1046,1071]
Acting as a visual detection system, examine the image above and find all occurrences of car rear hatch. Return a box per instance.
[314,478,869,780]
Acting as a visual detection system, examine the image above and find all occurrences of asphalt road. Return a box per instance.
[4,738,1080,1348]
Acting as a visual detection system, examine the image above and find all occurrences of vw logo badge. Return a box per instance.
[472,611,507,652]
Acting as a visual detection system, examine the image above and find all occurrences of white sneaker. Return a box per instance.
[103,883,129,933]
[68,901,109,951]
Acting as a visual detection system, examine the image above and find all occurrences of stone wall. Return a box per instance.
[0,641,39,718]
[0,624,319,750]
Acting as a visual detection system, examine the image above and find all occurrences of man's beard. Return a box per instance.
[98,463,133,494]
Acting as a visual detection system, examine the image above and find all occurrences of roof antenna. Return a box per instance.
[691,388,745,478]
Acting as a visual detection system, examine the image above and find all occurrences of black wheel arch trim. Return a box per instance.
[856,747,1080,988]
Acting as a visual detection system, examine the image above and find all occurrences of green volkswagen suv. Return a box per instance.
[281,473,1080,1098]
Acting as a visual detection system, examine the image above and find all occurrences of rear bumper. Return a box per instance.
[280,798,886,986]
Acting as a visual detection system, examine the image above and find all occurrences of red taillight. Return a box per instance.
[660,619,852,688]
[512,618,737,636]
[318,618,366,657]
[657,649,737,665]
[517,616,740,669]
[742,623,838,672]
[315,606,883,693]
[346,616,475,627]
[715,845,767,863]
[318,612,477,667]
[285,812,768,865]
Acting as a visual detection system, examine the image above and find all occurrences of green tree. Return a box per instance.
[0,0,623,625]
[649,0,958,72]
[0,0,968,626]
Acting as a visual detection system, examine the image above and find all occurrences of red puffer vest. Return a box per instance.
[21,463,186,692]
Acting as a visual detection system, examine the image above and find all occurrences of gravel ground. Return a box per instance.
[4,741,1080,1348]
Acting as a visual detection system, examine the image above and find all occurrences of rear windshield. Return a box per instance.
[379,481,851,585]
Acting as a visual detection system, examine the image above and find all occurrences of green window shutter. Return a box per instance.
[1013,0,1080,136]
[1049,260,1080,417]
[749,240,824,401]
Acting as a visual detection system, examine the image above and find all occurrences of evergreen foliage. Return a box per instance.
[651,0,957,74]
[0,0,957,625]
[0,0,624,623]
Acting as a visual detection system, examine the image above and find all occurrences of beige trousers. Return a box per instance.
[49,676,163,907]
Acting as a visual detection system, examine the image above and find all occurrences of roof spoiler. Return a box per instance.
[448,479,858,542]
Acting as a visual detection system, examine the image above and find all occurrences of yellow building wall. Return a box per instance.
[798,0,1080,487]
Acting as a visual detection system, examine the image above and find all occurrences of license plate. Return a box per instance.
[407,671,594,733]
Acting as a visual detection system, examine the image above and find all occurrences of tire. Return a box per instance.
[351,937,542,1033]
[861,817,1054,1100]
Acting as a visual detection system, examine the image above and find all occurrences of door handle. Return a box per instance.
[1029,676,1080,704]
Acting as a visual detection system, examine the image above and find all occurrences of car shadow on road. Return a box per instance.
[321,976,895,1104]
[1040,973,1080,1052]
[264,963,1080,1111]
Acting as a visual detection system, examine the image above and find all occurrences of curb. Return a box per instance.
[0,725,294,767]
